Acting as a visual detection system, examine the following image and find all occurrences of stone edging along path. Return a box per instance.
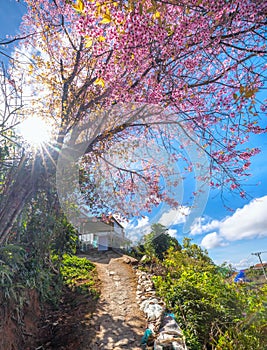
[79,250,187,350]
[136,270,188,350]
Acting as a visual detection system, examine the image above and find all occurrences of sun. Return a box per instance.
[19,116,53,147]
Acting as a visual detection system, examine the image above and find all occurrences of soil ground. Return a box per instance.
[36,250,146,350]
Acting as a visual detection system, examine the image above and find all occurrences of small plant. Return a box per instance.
[60,254,99,298]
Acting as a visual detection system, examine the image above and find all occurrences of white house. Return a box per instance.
[79,215,131,251]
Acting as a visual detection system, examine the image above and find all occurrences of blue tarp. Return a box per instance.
[234,270,247,282]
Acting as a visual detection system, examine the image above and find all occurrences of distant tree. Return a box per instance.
[143,223,181,260]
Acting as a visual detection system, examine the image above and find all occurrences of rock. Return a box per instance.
[123,256,139,265]
[135,269,187,349]
[115,338,129,346]
[140,255,149,263]
[154,314,188,350]
[113,275,121,281]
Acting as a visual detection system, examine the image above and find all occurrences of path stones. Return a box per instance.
[136,270,165,333]
[135,269,188,350]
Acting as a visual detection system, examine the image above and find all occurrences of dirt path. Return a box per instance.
[80,251,146,350]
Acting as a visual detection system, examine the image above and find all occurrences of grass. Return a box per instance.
[60,254,99,298]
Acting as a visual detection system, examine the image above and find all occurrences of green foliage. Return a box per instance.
[0,244,27,303]
[217,262,235,279]
[214,284,267,349]
[0,244,61,305]
[60,254,99,298]
[141,223,181,260]
[51,216,78,257]
[20,190,78,259]
[151,239,267,349]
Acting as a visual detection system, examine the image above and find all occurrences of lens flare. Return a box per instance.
[19,116,52,147]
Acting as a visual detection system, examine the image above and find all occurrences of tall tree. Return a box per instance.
[0,0,266,243]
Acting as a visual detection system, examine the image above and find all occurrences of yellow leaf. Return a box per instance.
[97,36,106,42]
[94,77,105,88]
[152,11,161,20]
[29,64,34,75]
[100,13,112,24]
[85,39,93,48]
[95,2,101,17]
[85,36,93,48]
[72,0,85,13]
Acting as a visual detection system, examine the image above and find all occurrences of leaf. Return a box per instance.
[72,0,85,14]
[94,77,105,88]
[152,11,161,20]
[97,36,106,42]
[233,93,238,100]
[96,2,102,17]
[100,13,112,24]
[147,6,155,14]
[244,88,258,99]
[29,64,34,75]
[139,3,143,15]
[84,36,93,48]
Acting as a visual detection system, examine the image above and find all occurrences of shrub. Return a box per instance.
[60,254,99,298]
[152,239,267,349]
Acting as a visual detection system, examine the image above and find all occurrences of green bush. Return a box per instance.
[151,239,267,349]
[60,254,99,298]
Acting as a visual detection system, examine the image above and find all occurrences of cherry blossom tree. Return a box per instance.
[70,0,267,172]
[0,0,266,243]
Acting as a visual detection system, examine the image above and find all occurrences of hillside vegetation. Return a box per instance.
[133,225,267,349]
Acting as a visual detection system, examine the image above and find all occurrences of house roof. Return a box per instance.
[80,215,124,233]
[253,262,267,269]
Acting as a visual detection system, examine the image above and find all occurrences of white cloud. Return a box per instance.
[125,216,152,243]
[167,228,178,237]
[201,232,226,249]
[125,207,189,243]
[158,206,190,227]
[219,196,267,241]
[195,195,267,250]
[190,217,206,235]
[190,217,220,236]
[126,196,267,248]
[134,216,150,229]
[232,258,256,270]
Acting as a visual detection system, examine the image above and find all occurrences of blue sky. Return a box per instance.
[1,0,267,270]
[126,130,267,269]
[0,0,26,56]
